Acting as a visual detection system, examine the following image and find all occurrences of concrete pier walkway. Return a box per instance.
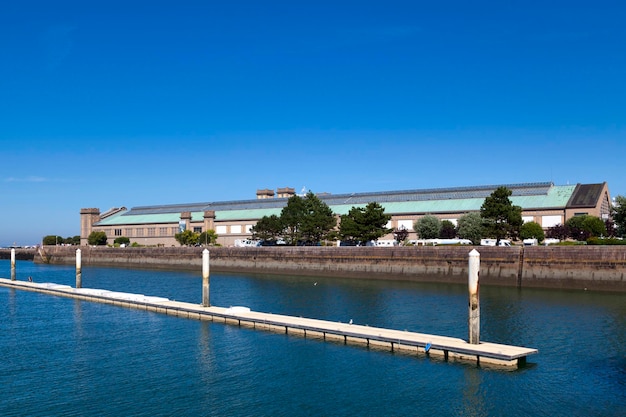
[0,278,537,368]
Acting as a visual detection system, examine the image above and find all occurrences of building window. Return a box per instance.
[159,227,168,236]
[148,228,155,236]
[136,228,144,237]
[193,227,202,233]
[216,225,227,234]
[125,228,133,237]
[542,215,562,228]
[231,225,242,234]
[114,229,122,236]
[397,220,413,231]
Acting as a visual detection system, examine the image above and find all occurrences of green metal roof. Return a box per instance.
[94,183,580,226]
[212,208,283,221]
[330,185,577,215]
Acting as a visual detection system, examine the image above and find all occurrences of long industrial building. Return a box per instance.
[80,181,612,247]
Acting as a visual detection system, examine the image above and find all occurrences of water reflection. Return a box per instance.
[197,322,215,382]
[461,368,489,417]
[73,299,84,340]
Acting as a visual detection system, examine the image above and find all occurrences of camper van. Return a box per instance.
[234,239,261,247]
[480,239,511,247]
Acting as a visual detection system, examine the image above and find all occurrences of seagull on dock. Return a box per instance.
[349,319,353,325]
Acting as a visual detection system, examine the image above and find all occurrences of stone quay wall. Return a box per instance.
[22,245,626,292]
[0,248,36,261]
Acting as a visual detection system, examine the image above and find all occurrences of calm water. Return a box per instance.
[1,260,624,416]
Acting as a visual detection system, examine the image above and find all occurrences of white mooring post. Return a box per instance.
[76,249,82,288]
[202,249,210,307]
[468,249,480,344]
[11,248,16,281]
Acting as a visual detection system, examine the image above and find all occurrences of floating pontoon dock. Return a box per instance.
[0,278,537,367]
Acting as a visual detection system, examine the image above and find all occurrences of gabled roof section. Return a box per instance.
[567,183,606,208]
[99,207,127,219]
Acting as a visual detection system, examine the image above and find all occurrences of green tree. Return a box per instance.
[114,236,131,246]
[565,214,606,241]
[300,191,337,245]
[174,230,199,246]
[565,215,606,241]
[65,235,81,245]
[414,215,441,239]
[198,230,218,246]
[251,214,284,243]
[280,194,307,245]
[440,220,457,239]
[457,212,484,245]
[87,231,108,246]
[612,195,626,237]
[565,215,589,240]
[480,187,523,243]
[42,235,63,245]
[520,222,545,242]
[582,215,607,238]
[339,202,391,244]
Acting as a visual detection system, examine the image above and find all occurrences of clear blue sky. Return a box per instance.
[1,1,624,246]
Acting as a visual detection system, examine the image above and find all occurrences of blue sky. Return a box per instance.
[1,0,624,246]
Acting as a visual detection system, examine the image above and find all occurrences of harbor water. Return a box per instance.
[1,260,624,416]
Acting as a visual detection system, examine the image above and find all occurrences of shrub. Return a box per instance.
[587,237,626,245]
[520,222,545,242]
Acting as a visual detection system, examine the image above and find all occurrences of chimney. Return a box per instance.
[256,189,275,199]
[277,187,296,198]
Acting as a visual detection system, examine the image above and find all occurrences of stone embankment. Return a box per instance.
[0,248,36,260]
[17,245,626,292]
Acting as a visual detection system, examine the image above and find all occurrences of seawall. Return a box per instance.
[24,245,626,292]
[0,248,37,261]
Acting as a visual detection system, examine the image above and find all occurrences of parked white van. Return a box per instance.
[480,239,511,247]
[374,240,398,247]
[544,238,560,246]
[234,239,260,247]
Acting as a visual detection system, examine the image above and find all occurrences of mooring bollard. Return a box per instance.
[11,248,16,281]
[468,249,480,344]
[202,249,210,307]
[76,249,82,288]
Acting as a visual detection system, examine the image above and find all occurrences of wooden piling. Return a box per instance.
[202,249,210,307]
[76,249,82,288]
[10,248,16,281]
[468,249,480,344]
